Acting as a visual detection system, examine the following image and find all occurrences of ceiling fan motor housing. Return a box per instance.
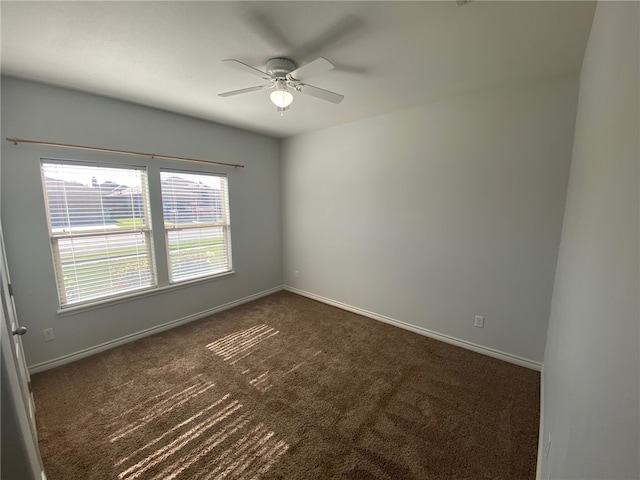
[266,58,296,79]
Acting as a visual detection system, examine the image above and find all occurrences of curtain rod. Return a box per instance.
[5,137,245,169]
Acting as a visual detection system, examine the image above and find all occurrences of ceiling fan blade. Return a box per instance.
[294,15,364,61]
[289,57,334,81]
[218,85,268,97]
[244,10,293,55]
[298,84,344,104]
[222,59,270,79]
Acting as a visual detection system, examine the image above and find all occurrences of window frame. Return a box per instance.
[40,159,157,308]
[39,158,235,313]
[160,168,233,284]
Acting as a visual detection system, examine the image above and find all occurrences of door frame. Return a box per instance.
[0,222,46,480]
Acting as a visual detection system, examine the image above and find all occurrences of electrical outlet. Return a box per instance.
[474,315,484,328]
[43,328,55,341]
[545,432,552,460]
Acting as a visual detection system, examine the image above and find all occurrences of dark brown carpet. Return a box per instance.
[32,291,540,480]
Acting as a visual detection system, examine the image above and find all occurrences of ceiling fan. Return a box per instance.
[218,57,344,115]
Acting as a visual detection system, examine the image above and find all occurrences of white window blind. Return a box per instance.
[160,170,232,283]
[41,161,155,306]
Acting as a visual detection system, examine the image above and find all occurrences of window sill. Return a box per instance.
[57,270,235,316]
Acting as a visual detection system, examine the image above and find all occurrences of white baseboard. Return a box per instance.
[30,285,542,374]
[284,286,542,371]
[28,286,284,374]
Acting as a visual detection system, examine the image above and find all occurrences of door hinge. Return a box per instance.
[8,283,13,296]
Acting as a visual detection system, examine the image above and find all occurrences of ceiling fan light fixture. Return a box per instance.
[270,86,293,109]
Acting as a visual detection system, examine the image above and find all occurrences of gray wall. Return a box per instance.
[541,2,639,479]
[1,77,282,368]
[282,74,579,364]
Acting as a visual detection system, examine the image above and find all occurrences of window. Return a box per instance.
[41,161,155,307]
[40,161,234,309]
[160,170,232,283]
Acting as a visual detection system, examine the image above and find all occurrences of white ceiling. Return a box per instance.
[1,1,595,139]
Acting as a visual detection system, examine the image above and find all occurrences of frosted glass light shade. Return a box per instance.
[270,89,293,108]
